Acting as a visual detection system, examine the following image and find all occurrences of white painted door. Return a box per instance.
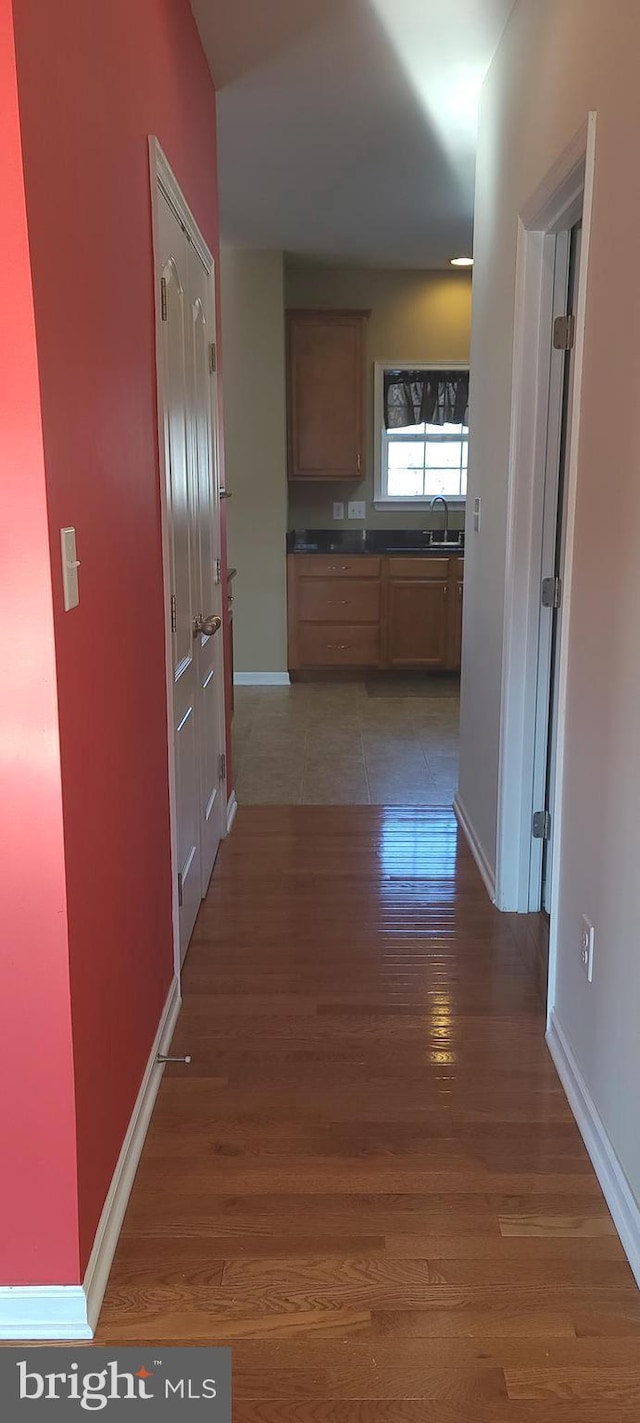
[186,240,226,895]
[157,188,225,964]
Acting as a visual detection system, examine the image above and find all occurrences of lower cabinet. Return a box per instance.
[384,557,451,669]
[288,554,464,673]
[450,575,464,670]
[386,578,449,668]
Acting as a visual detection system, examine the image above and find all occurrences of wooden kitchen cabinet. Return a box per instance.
[298,577,381,625]
[287,554,464,673]
[296,623,381,668]
[449,558,464,670]
[386,576,450,669]
[288,557,381,670]
[286,311,369,481]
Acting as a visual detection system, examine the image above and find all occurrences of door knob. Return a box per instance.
[193,613,222,637]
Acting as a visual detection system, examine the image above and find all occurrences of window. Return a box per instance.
[374,363,469,505]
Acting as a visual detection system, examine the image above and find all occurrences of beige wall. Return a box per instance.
[285,264,472,530]
[220,248,288,674]
[460,0,640,1238]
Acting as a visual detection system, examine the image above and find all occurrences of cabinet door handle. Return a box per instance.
[328,600,351,606]
[327,564,351,572]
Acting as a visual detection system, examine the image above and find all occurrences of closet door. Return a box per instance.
[157,189,225,963]
[186,240,225,897]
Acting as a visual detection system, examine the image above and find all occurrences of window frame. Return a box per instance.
[373,360,470,508]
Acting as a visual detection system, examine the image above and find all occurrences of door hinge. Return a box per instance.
[218,751,226,782]
[553,313,575,351]
[533,810,552,841]
[170,593,177,632]
[214,558,221,586]
[160,276,168,322]
[541,576,562,609]
[209,341,217,373]
[177,871,183,907]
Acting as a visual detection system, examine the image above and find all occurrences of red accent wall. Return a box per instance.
[0,0,79,1284]
[12,0,223,1274]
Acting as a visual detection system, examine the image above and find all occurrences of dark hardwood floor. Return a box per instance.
[97,806,640,1418]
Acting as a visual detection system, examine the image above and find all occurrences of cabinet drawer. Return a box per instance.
[298,578,380,623]
[297,623,380,667]
[296,555,381,579]
[386,557,450,579]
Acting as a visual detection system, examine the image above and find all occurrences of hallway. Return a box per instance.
[97,807,640,1415]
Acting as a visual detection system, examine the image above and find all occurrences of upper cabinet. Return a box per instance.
[286,310,369,481]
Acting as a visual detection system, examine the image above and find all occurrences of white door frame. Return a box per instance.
[495,114,597,939]
[526,225,572,913]
[149,136,226,978]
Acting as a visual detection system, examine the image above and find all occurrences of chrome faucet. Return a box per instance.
[430,495,450,540]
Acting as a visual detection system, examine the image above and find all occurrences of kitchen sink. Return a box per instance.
[386,540,463,553]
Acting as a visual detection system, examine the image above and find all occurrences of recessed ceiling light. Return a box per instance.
[450,256,474,268]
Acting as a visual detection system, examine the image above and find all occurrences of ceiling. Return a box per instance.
[191,0,517,269]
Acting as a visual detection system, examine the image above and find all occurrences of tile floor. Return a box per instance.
[233,679,460,805]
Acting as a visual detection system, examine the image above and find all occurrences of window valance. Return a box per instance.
[383,369,469,430]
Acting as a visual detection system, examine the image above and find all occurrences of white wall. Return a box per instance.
[220,248,288,674]
[461,0,640,1235]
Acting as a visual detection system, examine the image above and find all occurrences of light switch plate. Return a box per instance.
[60,526,80,610]
[348,500,366,520]
[332,501,345,520]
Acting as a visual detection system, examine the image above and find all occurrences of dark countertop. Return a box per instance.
[287,528,465,556]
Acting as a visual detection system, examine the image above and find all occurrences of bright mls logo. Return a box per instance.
[0,1348,231,1417]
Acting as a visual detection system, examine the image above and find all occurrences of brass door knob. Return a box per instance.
[193,613,222,637]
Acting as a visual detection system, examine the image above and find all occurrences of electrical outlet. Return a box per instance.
[347,500,366,520]
[580,915,595,983]
[332,501,345,520]
[473,496,482,532]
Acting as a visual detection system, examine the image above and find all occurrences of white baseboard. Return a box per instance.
[547,1010,640,1290]
[233,672,290,686]
[0,1287,92,1341]
[226,790,238,834]
[0,977,181,1341]
[453,794,496,903]
[83,975,182,1333]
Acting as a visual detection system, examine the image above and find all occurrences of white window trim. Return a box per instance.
[373,359,469,509]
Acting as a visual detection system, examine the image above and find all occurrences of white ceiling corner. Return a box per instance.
[191,0,517,268]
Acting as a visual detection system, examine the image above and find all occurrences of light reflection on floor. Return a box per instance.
[376,808,459,922]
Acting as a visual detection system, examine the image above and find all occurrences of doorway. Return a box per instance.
[151,142,226,967]
[495,115,596,929]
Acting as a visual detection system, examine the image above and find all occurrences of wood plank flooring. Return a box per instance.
[97,806,640,1418]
